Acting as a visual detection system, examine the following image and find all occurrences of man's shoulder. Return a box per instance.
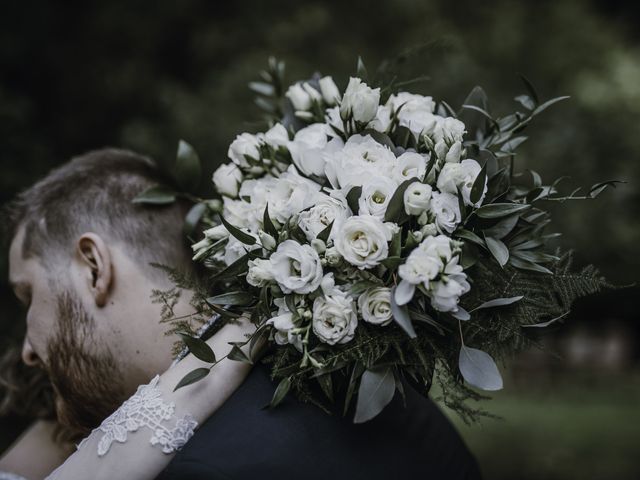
[158,364,481,480]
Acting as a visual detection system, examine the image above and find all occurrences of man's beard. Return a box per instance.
[45,290,126,438]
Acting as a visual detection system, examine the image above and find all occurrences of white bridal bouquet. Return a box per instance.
[137,58,615,422]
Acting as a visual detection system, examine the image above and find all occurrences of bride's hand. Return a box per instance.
[45,316,257,480]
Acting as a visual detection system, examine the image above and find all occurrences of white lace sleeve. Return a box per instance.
[77,375,198,457]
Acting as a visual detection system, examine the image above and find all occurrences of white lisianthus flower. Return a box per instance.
[334,215,392,269]
[212,163,243,198]
[222,197,256,230]
[223,235,260,265]
[428,116,466,144]
[358,176,399,219]
[367,105,393,133]
[203,224,230,241]
[430,191,461,234]
[318,76,341,105]
[324,106,343,133]
[340,77,380,123]
[358,287,393,326]
[285,83,313,111]
[270,240,323,294]
[227,133,261,169]
[266,309,303,351]
[325,134,396,189]
[444,141,462,163]
[312,277,358,345]
[387,92,437,139]
[298,193,351,242]
[246,258,275,287]
[288,123,343,177]
[392,152,429,184]
[403,181,433,215]
[429,260,470,312]
[437,159,487,207]
[263,123,289,148]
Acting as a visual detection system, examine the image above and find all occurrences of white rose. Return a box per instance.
[270,239,323,294]
[340,77,380,123]
[334,215,392,269]
[319,76,341,105]
[358,287,393,326]
[391,151,429,184]
[436,159,487,207]
[288,123,343,177]
[429,116,466,144]
[246,258,275,287]
[285,83,313,111]
[430,191,461,234]
[403,181,433,215]
[263,123,289,148]
[212,163,243,198]
[358,176,399,219]
[298,193,351,242]
[387,92,436,114]
[324,134,396,190]
[367,105,393,133]
[419,234,455,261]
[313,290,358,345]
[227,133,261,169]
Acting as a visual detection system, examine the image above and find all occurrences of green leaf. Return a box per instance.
[484,235,509,267]
[514,94,535,111]
[508,256,553,274]
[263,205,278,237]
[219,214,256,245]
[177,333,216,363]
[344,363,366,417]
[270,376,291,408]
[381,256,403,270]
[316,220,334,243]
[588,180,624,198]
[472,296,524,311]
[500,136,528,153]
[532,96,570,116]
[346,186,362,214]
[132,185,177,205]
[459,346,503,391]
[390,286,417,338]
[519,74,539,105]
[469,162,487,206]
[206,291,253,306]
[384,178,418,223]
[316,373,334,402]
[461,104,499,131]
[360,129,395,149]
[455,228,485,248]
[211,253,251,280]
[184,203,207,237]
[227,345,252,364]
[475,203,531,219]
[482,214,519,240]
[353,367,396,423]
[175,140,202,191]
[174,367,210,392]
[390,229,402,257]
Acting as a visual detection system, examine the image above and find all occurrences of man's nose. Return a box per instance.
[21,337,41,367]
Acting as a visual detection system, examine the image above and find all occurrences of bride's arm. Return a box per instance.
[45,317,256,480]
[0,420,73,480]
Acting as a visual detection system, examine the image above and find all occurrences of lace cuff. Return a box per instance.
[78,375,198,456]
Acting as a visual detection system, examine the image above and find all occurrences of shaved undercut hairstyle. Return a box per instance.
[2,148,195,278]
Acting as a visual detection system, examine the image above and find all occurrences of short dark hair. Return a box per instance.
[2,148,194,279]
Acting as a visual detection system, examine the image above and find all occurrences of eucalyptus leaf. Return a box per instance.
[219,215,256,245]
[206,291,253,306]
[353,367,396,423]
[451,307,471,321]
[270,376,291,408]
[472,296,524,311]
[484,235,509,267]
[174,367,210,392]
[390,286,417,338]
[132,185,177,205]
[476,203,531,219]
[177,333,216,363]
[532,96,570,116]
[458,346,503,391]
[522,311,569,328]
[175,140,202,191]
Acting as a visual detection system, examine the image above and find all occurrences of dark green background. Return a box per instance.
[1,1,638,478]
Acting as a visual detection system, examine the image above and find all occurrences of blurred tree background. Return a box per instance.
[1,0,638,478]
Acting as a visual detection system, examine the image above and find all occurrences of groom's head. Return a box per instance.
[4,148,196,435]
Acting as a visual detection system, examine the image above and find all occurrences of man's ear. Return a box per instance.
[76,233,112,307]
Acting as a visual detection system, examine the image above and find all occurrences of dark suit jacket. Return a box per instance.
[157,364,481,480]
